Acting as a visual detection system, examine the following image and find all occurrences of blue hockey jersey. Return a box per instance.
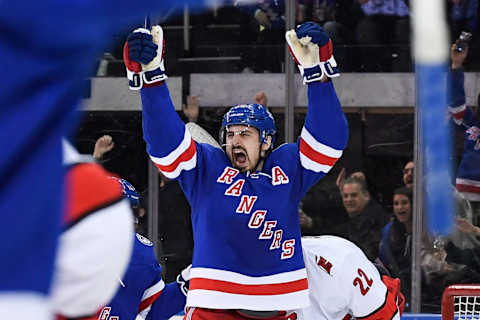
[101,233,186,320]
[140,80,348,311]
[448,68,480,201]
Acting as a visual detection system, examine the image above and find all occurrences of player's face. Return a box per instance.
[402,162,414,189]
[393,194,412,225]
[341,182,369,216]
[225,125,262,172]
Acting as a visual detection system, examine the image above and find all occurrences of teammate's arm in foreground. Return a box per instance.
[51,142,134,320]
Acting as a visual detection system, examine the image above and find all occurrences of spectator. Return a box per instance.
[420,185,480,313]
[93,134,115,162]
[444,187,480,249]
[92,135,150,235]
[402,160,414,189]
[379,186,480,312]
[443,187,480,272]
[181,95,218,138]
[444,215,480,272]
[421,233,480,312]
[336,167,367,189]
[455,216,480,239]
[379,187,413,307]
[253,91,268,106]
[447,40,480,225]
[355,0,411,72]
[182,96,200,123]
[341,176,389,261]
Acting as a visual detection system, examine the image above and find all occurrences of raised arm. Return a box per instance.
[448,42,477,128]
[285,22,348,188]
[301,81,348,173]
[124,26,197,180]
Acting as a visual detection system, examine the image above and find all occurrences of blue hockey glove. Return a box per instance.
[127,29,158,65]
[176,264,191,297]
[297,22,339,78]
[286,22,339,84]
[123,26,167,90]
[295,22,330,47]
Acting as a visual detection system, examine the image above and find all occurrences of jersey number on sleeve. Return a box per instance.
[353,268,373,295]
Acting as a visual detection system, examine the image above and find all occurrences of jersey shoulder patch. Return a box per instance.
[136,233,153,246]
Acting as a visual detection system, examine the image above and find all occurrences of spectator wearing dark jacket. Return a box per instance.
[341,176,389,261]
[379,187,413,305]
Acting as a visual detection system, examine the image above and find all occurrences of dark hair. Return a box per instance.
[393,186,412,203]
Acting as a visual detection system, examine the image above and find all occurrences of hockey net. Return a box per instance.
[442,285,480,320]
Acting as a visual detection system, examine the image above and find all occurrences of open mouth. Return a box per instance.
[233,148,248,167]
[396,211,408,218]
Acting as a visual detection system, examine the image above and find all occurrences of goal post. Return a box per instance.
[442,285,480,320]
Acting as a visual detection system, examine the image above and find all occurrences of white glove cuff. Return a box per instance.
[181,264,191,281]
[126,68,143,90]
[320,56,340,78]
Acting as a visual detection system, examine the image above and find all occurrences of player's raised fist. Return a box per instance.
[123,26,167,90]
[286,22,339,84]
[127,29,158,64]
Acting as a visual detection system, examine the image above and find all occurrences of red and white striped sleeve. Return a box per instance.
[148,129,197,180]
[299,127,343,173]
[449,103,467,124]
[138,279,166,319]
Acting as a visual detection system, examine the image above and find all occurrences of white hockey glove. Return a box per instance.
[123,26,167,90]
[286,21,339,84]
[176,264,191,297]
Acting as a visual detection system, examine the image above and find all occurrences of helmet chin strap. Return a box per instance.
[254,140,270,172]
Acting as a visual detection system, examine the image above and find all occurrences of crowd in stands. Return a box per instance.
[99,0,479,75]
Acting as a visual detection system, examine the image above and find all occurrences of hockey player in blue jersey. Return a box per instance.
[123,21,348,319]
[448,41,480,217]
[101,177,190,320]
[0,1,237,319]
